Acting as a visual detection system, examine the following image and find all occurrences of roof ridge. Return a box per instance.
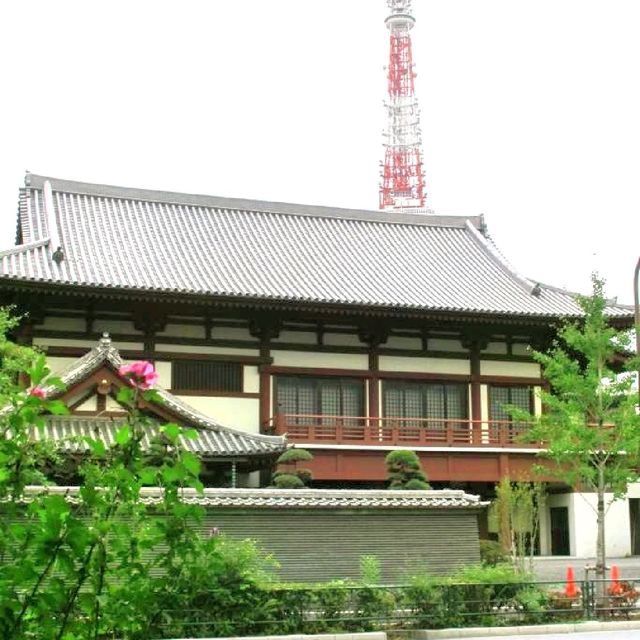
[24,173,480,230]
[0,238,49,258]
[535,281,634,311]
[464,220,538,297]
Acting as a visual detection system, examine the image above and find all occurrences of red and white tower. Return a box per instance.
[379,0,427,211]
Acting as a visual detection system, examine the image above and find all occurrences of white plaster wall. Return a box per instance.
[75,396,97,411]
[533,386,542,416]
[429,338,467,353]
[154,361,172,388]
[106,395,123,411]
[157,323,205,339]
[212,327,252,341]
[480,385,489,422]
[46,356,77,375]
[322,333,362,348]
[155,344,259,356]
[545,493,632,557]
[272,350,368,369]
[483,342,508,355]
[626,483,640,499]
[272,331,317,345]
[480,361,541,377]
[175,396,259,433]
[512,344,530,356]
[41,316,86,332]
[379,355,470,375]
[385,336,422,350]
[244,366,260,393]
[93,320,139,335]
[569,493,631,558]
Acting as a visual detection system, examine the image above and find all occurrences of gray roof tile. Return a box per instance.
[35,334,287,458]
[2,174,633,319]
[22,486,487,509]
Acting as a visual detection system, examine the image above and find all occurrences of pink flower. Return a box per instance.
[118,361,159,390]
[29,386,46,399]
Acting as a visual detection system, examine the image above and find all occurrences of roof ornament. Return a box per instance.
[98,332,112,349]
[52,247,64,264]
[43,180,63,263]
[531,283,541,297]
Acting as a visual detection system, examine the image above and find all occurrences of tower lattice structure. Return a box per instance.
[379,0,426,211]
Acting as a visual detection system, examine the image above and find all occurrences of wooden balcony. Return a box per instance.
[267,414,541,449]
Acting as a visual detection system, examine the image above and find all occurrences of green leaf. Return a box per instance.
[162,465,183,483]
[182,428,199,440]
[82,436,106,456]
[44,399,69,415]
[115,425,131,446]
[161,423,181,441]
[116,385,135,405]
[181,451,201,475]
[140,467,158,484]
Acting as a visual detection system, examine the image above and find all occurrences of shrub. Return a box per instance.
[273,447,314,488]
[272,473,306,488]
[385,450,430,489]
[480,539,511,566]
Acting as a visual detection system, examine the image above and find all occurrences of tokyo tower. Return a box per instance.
[379,0,427,211]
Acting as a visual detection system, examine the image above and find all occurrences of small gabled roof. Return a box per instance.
[35,334,287,459]
[1,173,634,321]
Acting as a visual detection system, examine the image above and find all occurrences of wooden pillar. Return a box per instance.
[462,333,488,445]
[259,343,271,433]
[470,343,482,444]
[250,317,281,434]
[368,348,380,422]
[359,325,388,425]
[134,310,166,363]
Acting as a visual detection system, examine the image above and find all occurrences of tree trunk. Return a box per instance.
[595,463,607,600]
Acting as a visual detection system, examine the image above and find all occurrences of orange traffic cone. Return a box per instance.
[610,564,622,595]
[564,566,577,598]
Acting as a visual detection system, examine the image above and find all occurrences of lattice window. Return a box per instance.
[383,381,469,425]
[276,377,364,424]
[489,385,532,422]
[172,360,242,392]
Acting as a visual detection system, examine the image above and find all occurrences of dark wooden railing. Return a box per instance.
[267,414,541,448]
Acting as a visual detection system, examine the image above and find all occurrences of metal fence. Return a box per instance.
[153,577,640,638]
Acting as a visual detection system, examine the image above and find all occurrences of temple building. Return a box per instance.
[0,173,636,556]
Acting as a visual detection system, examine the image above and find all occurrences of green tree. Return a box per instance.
[517,277,640,582]
[0,308,211,639]
[385,450,430,489]
[491,478,545,573]
[272,447,314,488]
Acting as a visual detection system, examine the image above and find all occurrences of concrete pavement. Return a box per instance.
[532,557,640,583]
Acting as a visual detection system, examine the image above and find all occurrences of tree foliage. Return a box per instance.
[514,277,640,577]
[385,450,430,489]
[272,447,314,488]
[0,307,272,639]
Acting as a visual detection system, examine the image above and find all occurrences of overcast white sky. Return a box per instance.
[1,0,638,304]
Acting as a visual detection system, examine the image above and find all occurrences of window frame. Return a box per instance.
[170,359,244,395]
[488,384,534,422]
[381,379,469,422]
[274,375,366,419]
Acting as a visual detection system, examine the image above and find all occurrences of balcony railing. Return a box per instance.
[267,414,541,448]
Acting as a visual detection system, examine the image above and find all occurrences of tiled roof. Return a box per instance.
[22,486,488,509]
[1,173,633,319]
[35,334,287,458]
[33,416,278,459]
